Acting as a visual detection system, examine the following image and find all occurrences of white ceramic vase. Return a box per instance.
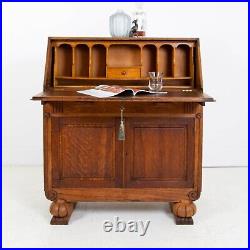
[109,10,131,37]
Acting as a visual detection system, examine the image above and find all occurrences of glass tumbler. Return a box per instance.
[148,72,163,92]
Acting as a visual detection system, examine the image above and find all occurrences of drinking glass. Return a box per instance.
[148,72,163,92]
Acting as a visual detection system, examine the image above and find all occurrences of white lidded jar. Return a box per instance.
[109,9,131,37]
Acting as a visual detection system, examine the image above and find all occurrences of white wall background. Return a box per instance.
[3,2,248,167]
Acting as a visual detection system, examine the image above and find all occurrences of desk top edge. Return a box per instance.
[32,89,215,103]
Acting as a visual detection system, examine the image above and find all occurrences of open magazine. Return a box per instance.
[77,85,167,98]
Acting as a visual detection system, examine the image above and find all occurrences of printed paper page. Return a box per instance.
[77,89,117,98]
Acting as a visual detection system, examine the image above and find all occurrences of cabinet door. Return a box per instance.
[125,117,195,188]
[51,117,122,188]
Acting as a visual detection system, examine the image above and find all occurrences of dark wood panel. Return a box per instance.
[142,45,157,77]
[61,126,114,178]
[56,44,72,77]
[108,44,141,67]
[133,127,186,179]
[176,45,190,77]
[91,45,106,77]
[52,117,122,188]
[125,117,195,188]
[75,44,89,77]
[159,45,173,77]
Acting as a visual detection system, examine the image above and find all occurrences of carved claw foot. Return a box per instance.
[50,199,76,225]
[170,200,196,225]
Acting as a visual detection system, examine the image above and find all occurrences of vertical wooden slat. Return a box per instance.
[172,46,176,77]
[156,45,159,73]
[89,45,92,77]
[43,103,53,200]
[53,46,58,87]
[189,46,194,87]
[72,45,75,78]
[139,45,143,78]
[105,45,109,78]
[43,39,52,90]
[196,40,203,89]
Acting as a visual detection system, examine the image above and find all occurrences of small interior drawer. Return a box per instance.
[107,67,141,79]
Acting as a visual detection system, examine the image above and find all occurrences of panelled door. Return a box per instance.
[124,117,195,188]
[51,115,195,189]
[51,117,123,188]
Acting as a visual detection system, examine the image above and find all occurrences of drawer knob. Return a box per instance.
[121,71,127,76]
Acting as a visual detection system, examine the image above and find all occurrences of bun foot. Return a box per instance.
[170,200,196,225]
[50,199,76,225]
[175,216,194,225]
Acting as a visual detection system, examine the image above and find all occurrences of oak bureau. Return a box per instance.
[32,37,215,225]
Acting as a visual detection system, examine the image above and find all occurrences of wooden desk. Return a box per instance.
[32,37,215,225]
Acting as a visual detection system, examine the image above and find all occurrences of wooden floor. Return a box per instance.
[2,166,248,248]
